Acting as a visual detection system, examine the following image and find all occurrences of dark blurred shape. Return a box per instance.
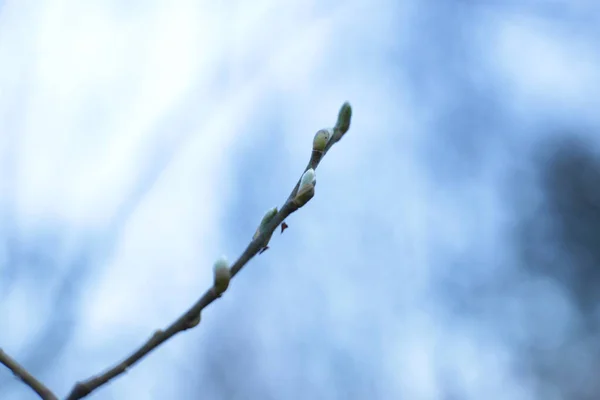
[432,133,600,399]
[530,136,600,309]
[517,134,600,400]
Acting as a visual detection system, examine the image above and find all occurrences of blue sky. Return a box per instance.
[1,1,600,399]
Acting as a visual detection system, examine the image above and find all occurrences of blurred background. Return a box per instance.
[1,1,600,399]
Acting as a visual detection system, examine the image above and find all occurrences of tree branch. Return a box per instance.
[64,102,353,400]
[0,348,58,400]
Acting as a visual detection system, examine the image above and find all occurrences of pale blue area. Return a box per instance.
[1,1,600,400]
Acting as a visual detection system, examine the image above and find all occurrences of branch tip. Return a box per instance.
[334,102,352,140]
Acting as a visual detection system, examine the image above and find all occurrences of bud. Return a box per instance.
[213,256,231,295]
[312,129,332,152]
[293,182,315,207]
[294,169,316,207]
[335,102,352,136]
[253,206,278,241]
[186,313,201,329]
[299,168,316,189]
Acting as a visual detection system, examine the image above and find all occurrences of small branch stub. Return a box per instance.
[213,256,231,295]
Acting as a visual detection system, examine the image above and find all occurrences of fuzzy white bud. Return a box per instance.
[293,182,315,207]
[213,256,231,295]
[299,169,316,189]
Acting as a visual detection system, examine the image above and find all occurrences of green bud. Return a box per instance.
[213,256,231,295]
[259,206,278,227]
[253,206,278,241]
[335,102,352,135]
[312,129,332,152]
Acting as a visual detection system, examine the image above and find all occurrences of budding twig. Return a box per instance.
[63,102,353,400]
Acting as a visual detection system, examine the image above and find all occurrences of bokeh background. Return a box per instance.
[1,1,600,399]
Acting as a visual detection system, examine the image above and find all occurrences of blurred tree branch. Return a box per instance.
[0,348,58,400]
[0,102,348,400]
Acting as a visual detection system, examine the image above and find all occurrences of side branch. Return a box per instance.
[0,348,58,400]
[64,102,353,400]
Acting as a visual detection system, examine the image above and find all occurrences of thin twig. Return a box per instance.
[0,348,58,400]
[64,102,353,400]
